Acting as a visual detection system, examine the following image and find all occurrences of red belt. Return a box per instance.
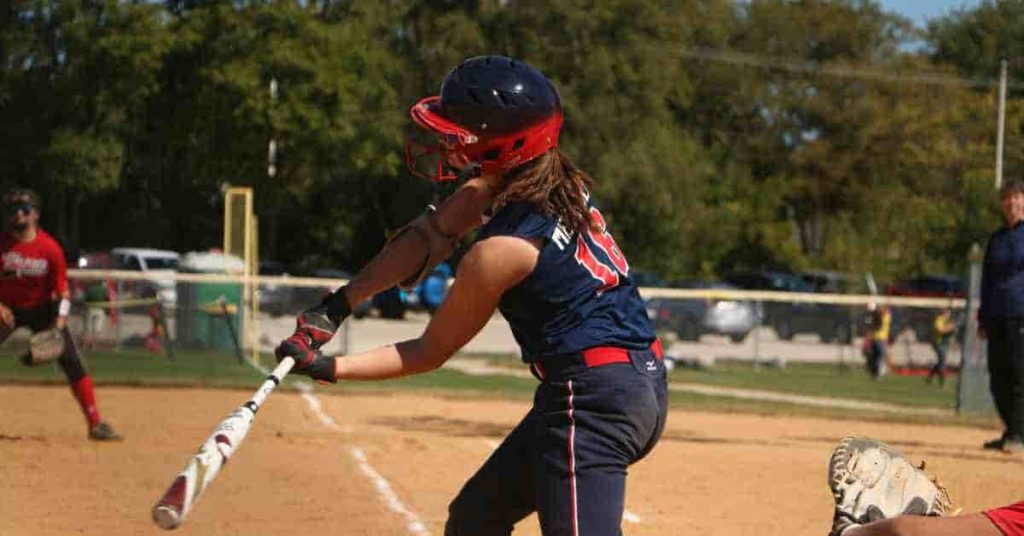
[531,339,663,380]
[581,338,664,367]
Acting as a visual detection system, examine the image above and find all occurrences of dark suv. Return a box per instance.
[886,276,965,342]
[724,270,856,343]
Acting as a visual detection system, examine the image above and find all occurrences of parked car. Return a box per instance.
[724,270,855,343]
[73,251,113,304]
[886,275,966,342]
[257,260,294,317]
[109,247,180,307]
[799,270,854,294]
[646,281,756,343]
[288,268,359,317]
[254,261,445,320]
[888,276,966,298]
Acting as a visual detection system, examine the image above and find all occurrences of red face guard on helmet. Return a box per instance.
[405,96,563,182]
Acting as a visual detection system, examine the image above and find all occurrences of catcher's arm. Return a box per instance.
[842,514,1000,536]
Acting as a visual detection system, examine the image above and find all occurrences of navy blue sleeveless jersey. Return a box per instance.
[475,200,655,361]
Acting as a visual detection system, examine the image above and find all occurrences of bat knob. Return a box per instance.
[153,474,187,530]
[153,504,182,530]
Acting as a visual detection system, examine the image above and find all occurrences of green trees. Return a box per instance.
[1,0,1019,283]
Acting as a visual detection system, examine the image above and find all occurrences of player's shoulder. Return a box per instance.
[478,201,557,241]
[35,230,64,252]
[992,223,1023,238]
[460,235,539,289]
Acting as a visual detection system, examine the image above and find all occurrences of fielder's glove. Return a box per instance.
[20,328,65,366]
[827,436,952,536]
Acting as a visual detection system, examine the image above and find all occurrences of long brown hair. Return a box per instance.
[492,149,594,234]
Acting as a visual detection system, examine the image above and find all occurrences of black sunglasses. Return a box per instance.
[6,202,34,216]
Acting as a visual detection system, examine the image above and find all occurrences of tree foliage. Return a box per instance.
[1,0,1020,284]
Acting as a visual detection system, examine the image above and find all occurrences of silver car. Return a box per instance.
[646,282,756,343]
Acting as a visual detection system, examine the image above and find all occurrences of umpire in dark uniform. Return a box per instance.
[980,179,1024,453]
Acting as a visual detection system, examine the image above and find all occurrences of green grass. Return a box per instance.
[470,354,957,409]
[669,359,957,409]
[0,347,267,389]
[0,347,541,396]
[341,367,538,397]
[0,348,997,429]
[665,389,996,429]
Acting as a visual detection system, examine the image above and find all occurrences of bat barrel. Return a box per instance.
[150,357,295,530]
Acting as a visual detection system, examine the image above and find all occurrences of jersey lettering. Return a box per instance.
[2,251,48,278]
[586,208,629,275]
[551,223,572,251]
[575,236,619,291]
[574,207,629,292]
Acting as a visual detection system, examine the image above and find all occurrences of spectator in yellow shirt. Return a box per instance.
[863,303,891,379]
[927,308,957,386]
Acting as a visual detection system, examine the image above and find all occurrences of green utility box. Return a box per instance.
[176,252,246,353]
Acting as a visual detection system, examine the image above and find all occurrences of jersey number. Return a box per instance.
[574,207,629,292]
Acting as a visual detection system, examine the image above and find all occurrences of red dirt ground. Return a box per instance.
[1,385,1021,535]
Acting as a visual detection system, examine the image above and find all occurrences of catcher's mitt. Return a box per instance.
[26,328,64,365]
[828,436,952,536]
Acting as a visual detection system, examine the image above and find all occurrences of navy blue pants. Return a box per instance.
[987,319,1024,441]
[445,347,668,535]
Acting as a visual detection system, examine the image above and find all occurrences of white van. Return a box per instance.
[110,248,180,306]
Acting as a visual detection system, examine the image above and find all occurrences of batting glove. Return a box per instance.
[292,289,351,349]
[275,338,337,383]
[274,290,350,382]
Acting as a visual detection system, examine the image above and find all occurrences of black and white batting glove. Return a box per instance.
[274,341,337,383]
[293,290,351,350]
[274,290,349,383]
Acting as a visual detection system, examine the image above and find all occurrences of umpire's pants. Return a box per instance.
[987,319,1024,440]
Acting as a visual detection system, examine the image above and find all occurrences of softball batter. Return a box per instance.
[277,55,667,535]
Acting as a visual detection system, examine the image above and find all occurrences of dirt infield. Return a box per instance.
[1,385,1021,536]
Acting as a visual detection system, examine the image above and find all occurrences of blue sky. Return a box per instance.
[877,0,979,27]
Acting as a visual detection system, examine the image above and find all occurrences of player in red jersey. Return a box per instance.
[0,189,121,441]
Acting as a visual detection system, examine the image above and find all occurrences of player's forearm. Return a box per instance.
[844,514,1000,536]
[341,178,493,306]
[332,338,445,381]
